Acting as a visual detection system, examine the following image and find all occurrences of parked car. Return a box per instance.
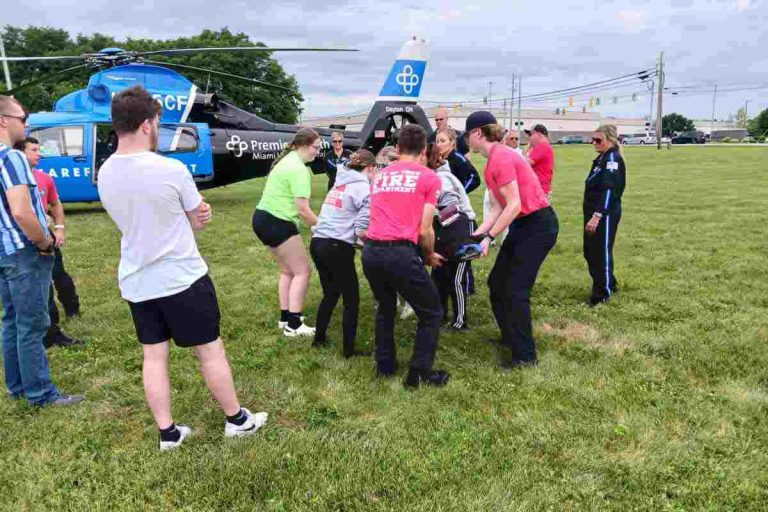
[672,131,706,144]
[623,132,670,145]
[556,135,586,144]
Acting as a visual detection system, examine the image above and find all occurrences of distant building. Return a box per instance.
[305,105,740,140]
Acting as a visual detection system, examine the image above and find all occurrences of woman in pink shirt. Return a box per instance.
[466,112,559,370]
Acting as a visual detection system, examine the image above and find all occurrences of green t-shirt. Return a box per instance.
[257,151,312,226]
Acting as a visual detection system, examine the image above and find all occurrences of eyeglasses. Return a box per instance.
[591,137,604,143]
[508,137,519,141]
[332,140,343,144]
[435,118,446,122]
[1,113,28,124]
[310,144,323,150]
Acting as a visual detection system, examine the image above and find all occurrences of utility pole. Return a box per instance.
[744,99,751,126]
[488,81,494,115]
[655,52,665,150]
[517,74,522,131]
[647,80,655,133]
[711,83,717,134]
[510,73,516,129]
[0,28,12,91]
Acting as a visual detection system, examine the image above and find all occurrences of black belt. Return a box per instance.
[366,240,415,247]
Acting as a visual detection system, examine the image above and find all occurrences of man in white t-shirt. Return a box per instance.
[98,85,267,451]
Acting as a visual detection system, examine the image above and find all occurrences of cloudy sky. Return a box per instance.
[5,0,768,121]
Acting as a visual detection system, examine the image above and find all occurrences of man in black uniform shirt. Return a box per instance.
[324,131,352,189]
[583,125,626,306]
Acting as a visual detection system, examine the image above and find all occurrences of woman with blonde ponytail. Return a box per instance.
[583,124,626,306]
[252,128,322,336]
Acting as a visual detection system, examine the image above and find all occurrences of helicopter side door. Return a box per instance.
[158,123,214,183]
[30,123,99,202]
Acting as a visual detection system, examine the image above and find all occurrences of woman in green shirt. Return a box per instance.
[253,128,321,337]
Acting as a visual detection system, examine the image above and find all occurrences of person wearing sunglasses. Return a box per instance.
[466,111,558,371]
[523,124,555,199]
[253,128,321,336]
[0,95,84,407]
[583,125,626,306]
[428,107,470,156]
[503,129,523,154]
[323,131,351,190]
[310,149,376,358]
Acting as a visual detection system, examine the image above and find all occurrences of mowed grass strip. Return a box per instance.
[0,146,766,511]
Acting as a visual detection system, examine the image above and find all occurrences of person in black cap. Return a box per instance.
[523,124,555,198]
[466,111,559,370]
[584,125,625,306]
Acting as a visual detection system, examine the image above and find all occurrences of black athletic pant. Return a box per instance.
[488,207,558,364]
[583,209,621,302]
[310,238,359,355]
[362,241,443,372]
[52,247,79,316]
[45,248,79,343]
[432,259,470,328]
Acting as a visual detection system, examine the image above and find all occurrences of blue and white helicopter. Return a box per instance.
[1,38,432,203]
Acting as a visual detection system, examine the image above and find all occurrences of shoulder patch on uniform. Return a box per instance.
[606,161,619,171]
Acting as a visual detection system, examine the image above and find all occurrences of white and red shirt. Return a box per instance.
[366,161,441,244]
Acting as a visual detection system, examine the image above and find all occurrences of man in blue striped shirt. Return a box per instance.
[0,96,83,406]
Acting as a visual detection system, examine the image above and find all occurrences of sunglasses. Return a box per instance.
[1,113,28,124]
[508,137,519,141]
[591,137,605,143]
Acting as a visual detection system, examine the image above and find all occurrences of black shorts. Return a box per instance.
[128,274,221,347]
[252,209,299,248]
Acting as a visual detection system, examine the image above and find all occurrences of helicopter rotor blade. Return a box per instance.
[2,63,92,95]
[0,55,84,62]
[137,46,357,57]
[142,60,295,92]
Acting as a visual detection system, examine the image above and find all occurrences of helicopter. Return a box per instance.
[1,38,433,203]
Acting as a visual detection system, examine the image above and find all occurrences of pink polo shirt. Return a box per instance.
[484,144,549,218]
[34,170,59,211]
[528,142,555,194]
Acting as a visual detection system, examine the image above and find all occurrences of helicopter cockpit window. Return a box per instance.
[31,126,84,158]
[157,125,198,153]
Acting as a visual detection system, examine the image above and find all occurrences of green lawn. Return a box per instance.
[1,146,766,511]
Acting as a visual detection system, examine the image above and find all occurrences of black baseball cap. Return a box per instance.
[465,111,497,133]
[524,124,549,137]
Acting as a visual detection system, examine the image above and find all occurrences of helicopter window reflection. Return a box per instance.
[32,125,85,158]
[158,125,198,154]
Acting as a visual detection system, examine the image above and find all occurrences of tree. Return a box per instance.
[661,113,695,136]
[747,108,768,137]
[734,107,748,128]
[0,26,303,123]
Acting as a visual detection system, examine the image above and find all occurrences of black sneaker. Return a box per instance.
[51,394,85,406]
[498,358,537,372]
[343,349,371,359]
[442,324,469,333]
[311,338,328,349]
[44,332,85,349]
[588,297,609,307]
[404,368,450,389]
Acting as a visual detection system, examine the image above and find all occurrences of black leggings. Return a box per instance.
[310,238,359,355]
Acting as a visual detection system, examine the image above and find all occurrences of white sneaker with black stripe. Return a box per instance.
[283,322,315,337]
[159,425,192,451]
[225,408,269,438]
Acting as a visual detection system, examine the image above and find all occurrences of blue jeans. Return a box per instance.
[0,246,59,405]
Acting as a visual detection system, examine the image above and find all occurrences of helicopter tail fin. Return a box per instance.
[376,38,429,102]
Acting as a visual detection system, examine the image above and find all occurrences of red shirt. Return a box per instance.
[528,142,555,194]
[34,170,59,211]
[367,161,441,244]
[485,144,549,218]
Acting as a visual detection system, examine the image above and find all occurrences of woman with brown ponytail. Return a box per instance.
[584,125,626,306]
[252,128,322,337]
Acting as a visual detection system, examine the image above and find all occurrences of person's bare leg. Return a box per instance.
[143,342,173,429]
[274,236,311,313]
[271,248,292,311]
[194,339,240,416]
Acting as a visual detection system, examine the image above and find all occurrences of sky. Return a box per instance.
[4,0,768,121]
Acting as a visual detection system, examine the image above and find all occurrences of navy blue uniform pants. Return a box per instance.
[583,209,621,302]
[488,207,558,364]
[362,242,443,372]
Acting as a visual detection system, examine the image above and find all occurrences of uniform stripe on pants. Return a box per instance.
[452,260,468,328]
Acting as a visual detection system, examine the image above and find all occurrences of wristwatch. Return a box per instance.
[593,212,603,219]
[483,233,495,243]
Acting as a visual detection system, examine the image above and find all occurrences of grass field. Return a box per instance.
[1,146,767,511]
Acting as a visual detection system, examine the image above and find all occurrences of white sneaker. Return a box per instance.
[400,303,415,320]
[283,322,315,337]
[159,425,192,451]
[225,408,269,438]
[278,316,304,329]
